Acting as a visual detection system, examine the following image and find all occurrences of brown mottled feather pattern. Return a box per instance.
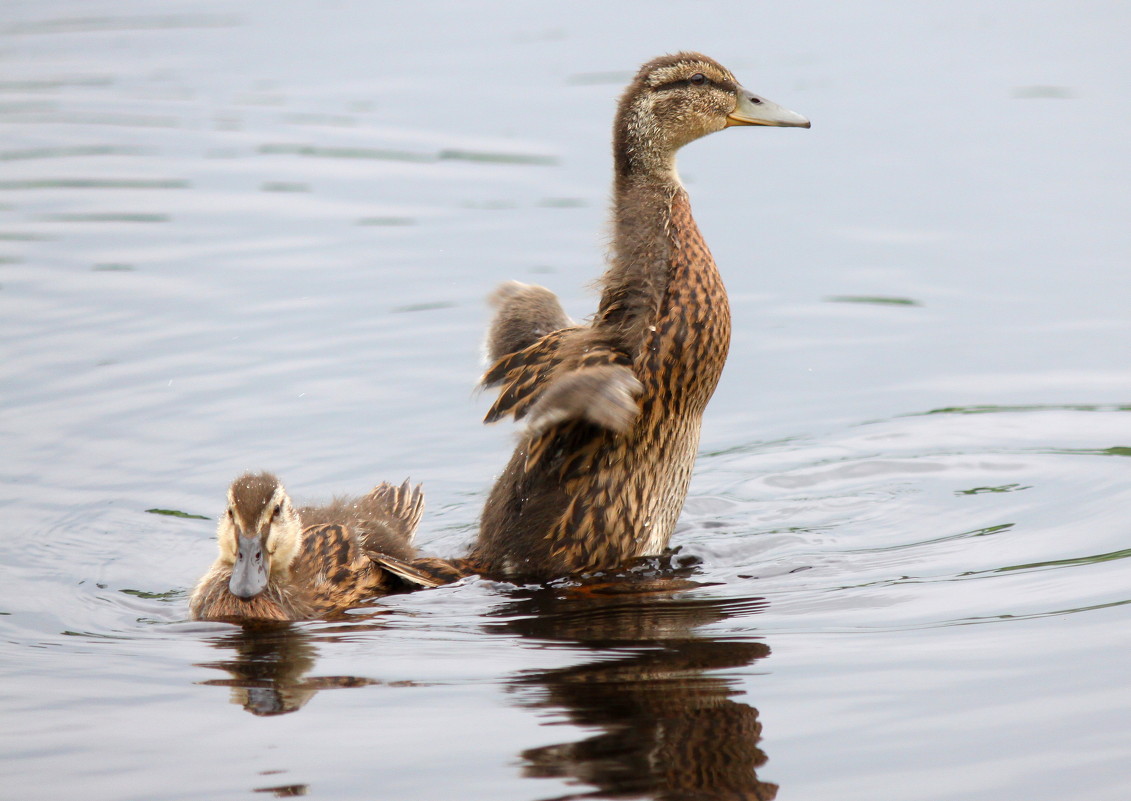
[288,522,395,612]
[190,478,426,621]
[462,51,800,581]
[298,480,423,560]
[372,554,475,588]
[482,327,576,423]
[472,187,731,580]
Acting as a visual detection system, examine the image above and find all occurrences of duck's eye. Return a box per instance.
[272,504,282,519]
[689,73,706,86]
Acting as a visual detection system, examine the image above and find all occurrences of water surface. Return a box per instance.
[2,2,1130,799]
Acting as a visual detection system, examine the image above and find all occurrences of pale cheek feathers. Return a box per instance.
[215,520,239,562]
[264,515,303,572]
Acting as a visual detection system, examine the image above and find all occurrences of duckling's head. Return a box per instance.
[614,52,809,181]
[216,472,303,600]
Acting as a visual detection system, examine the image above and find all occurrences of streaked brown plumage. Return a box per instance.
[189,472,425,621]
[464,52,809,582]
[499,588,776,799]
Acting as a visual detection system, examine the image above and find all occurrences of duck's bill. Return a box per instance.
[229,536,269,599]
[727,88,810,128]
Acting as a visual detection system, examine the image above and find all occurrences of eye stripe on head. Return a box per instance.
[654,76,721,93]
[648,63,736,94]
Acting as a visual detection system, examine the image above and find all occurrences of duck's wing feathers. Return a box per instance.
[483,332,643,438]
[482,326,573,423]
[484,281,574,365]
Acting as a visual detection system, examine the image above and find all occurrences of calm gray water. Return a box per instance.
[2,2,1130,799]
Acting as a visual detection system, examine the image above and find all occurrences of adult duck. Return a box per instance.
[468,52,809,581]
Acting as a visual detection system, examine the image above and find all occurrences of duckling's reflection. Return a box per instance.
[196,623,375,716]
[486,580,778,800]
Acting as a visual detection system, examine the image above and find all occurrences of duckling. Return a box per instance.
[469,53,809,581]
[189,472,425,621]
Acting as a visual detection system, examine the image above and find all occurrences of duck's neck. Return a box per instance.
[612,90,681,186]
[598,147,686,343]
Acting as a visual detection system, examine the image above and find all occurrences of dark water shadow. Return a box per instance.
[485,580,777,800]
[195,622,378,717]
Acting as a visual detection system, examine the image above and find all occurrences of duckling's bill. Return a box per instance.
[726,89,810,128]
[229,536,269,598]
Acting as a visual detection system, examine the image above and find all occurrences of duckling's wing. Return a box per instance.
[371,554,470,589]
[290,523,382,610]
[294,521,432,608]
[484,281,574,365]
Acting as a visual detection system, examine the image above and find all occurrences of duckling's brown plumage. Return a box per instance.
[465,52,809,582]
[189,472,425,621]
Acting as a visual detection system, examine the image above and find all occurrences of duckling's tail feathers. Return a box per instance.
[362,480,425,546]
[372,554,473,589]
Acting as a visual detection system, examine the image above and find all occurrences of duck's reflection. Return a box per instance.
[196,623,375,716]
[486,579,778,800]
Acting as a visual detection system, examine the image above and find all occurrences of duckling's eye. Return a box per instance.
[689,73,706,86]
[272,504,282,519]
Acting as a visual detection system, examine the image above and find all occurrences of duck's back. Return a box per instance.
[290,481,425,609]
[296,480,422,563]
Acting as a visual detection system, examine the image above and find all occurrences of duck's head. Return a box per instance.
[614,52,809,180]
[216,472,303,600]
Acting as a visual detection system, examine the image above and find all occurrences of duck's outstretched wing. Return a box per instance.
[484,281,574,365]
[482,326,574,423]
[483,334,642,436]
